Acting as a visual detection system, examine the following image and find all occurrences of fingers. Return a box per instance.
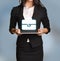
[37,29,44,36]
[15,29,22,35]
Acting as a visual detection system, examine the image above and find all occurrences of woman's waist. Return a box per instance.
[16,34,42,48]
[17,34,42,39]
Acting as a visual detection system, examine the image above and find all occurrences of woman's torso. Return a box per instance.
[13,4,45,47]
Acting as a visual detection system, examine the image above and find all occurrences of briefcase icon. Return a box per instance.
[21,19,36,31]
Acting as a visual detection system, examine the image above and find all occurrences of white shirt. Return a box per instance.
[23,6,35,42]
[23,6,34,19]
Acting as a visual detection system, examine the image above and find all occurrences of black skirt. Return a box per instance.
[16,42,43,61]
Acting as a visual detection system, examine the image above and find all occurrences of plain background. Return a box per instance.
[0,0,60,61]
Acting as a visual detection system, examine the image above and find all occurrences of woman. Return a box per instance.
[9,0,51,61]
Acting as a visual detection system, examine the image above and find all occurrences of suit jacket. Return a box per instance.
[9,4,50,48]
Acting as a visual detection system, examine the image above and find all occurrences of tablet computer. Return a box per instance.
[21,19,37,34]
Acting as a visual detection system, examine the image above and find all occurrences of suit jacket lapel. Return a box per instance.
[19,4,24,19]
[32,5,38,19]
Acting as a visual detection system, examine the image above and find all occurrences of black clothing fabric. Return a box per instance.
[16,42,43,61]
[9,4,50,61]
[9,4,50,48]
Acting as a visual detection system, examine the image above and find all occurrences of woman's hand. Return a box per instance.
[15,29,22,35]
[11,28,22,35]
[37,28,48,36]
[37,29,44,36]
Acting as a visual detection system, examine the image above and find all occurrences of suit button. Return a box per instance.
[27,38,30,43]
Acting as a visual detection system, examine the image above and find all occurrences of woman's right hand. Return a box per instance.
[11,28,22,35]
[15,29,22,35]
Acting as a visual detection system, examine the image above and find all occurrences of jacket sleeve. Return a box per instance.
[9,7,17,34]
[41,7,51,34]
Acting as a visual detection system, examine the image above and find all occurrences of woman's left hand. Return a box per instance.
[37,28,48,36]
[37,29,44,36]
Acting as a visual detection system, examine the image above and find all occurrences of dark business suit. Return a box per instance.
[9,4,50,61]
